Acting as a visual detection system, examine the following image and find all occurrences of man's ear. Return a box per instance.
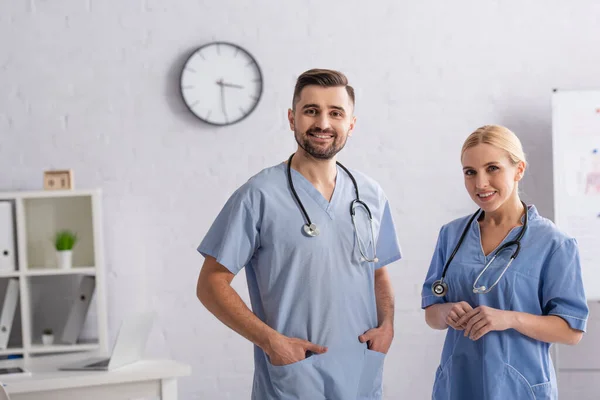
[288,108,295,131]
[347,116,356,137]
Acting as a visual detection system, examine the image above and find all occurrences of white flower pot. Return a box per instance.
[56,250,73,269]
[42,333,54,345]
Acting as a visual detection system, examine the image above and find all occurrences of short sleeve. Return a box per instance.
[373,200,402,269]
[421,226,448,309]
[541,238,589,331]
[197,188,261,275]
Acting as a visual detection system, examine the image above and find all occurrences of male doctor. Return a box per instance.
[196,68,402,399]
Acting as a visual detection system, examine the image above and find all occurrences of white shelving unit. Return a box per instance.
[0,189,108,362]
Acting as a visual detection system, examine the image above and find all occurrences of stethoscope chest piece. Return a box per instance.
[432,280,448,297]
[303,223,320,237]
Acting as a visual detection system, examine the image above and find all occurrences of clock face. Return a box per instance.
[180,42,263,126]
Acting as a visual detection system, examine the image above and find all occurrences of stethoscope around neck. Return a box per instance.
[431,202,528,297]
[286,153,379,263]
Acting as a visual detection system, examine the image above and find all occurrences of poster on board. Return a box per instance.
[552,90,600,301]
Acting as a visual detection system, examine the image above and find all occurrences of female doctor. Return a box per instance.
[421,125,589,399]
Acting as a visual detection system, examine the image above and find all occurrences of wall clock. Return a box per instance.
[180,42,263,126]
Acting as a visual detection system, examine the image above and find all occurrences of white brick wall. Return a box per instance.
[1,1,599,398]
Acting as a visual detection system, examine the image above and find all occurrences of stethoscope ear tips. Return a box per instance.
[473,285,486,294]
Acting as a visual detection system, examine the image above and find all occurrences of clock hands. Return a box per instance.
[216,79,244,89]
[217,79,228,122]
[222,82,244,89]
[216,78,246,123]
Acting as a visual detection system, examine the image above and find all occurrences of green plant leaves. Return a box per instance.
[54,230,78,251]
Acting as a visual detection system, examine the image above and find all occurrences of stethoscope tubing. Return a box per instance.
[432,202,528,296]
[286,153,378,262]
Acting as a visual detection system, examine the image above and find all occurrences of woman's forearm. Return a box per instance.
[510,312,583,345]
[425,303,454,330]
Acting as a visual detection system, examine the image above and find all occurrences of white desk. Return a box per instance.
[0,353,191,400]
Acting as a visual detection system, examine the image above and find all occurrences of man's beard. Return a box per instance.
[294,127,348,160]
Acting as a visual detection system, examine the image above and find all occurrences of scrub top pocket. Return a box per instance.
[357,349,385,399]
[266,355,326,400]
[497,363,554,400]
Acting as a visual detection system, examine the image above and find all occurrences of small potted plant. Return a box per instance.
[54,229,77,269]
[42,328,54,345]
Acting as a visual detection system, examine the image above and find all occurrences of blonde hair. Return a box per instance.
[461,125,526,165]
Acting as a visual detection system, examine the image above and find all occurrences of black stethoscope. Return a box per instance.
[431,202,528,297]
[286,153,379,263]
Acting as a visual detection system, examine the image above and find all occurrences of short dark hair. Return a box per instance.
[292,69,355,110]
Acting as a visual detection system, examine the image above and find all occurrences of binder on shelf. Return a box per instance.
[0,202,16,272]
[61,276,95,344]
[0,279,19,349]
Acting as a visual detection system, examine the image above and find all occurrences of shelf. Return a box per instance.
[0,189,108,362]
[24,196,96,268]
[0,348,24,356]
[28,342,100,355]
[0,189,99,201]
[25,267,96,277]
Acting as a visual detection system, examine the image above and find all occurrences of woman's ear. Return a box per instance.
[515,161,527,182]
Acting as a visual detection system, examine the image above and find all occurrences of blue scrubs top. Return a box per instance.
[421,205,589,400]
[199,162,402,400]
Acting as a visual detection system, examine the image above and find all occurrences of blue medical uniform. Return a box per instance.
[199,162,402,400]
[421,205,589,400]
